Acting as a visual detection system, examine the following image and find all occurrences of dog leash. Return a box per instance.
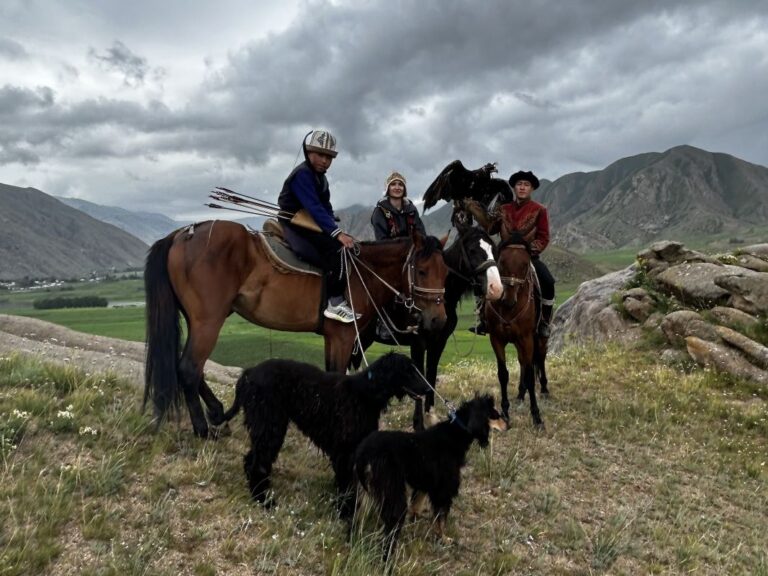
[408,363,470,430]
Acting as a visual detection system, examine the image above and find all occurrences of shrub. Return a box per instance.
[32,296,108,310]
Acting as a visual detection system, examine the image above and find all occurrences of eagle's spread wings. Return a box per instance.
[422,160,513,210]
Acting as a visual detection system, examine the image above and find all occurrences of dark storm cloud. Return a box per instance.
[194,0,763,168]
[1,0,767,216]
[0,37,27,60]
[88,40,155,87]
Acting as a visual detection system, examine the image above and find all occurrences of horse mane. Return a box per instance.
[498,232,530,254]
[357,235,444,258]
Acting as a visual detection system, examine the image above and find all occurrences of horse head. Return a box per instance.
[451,226,503,302]
[496,233,532,308]
[405,229,449,333]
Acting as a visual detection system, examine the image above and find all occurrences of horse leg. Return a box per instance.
[178,316,228,438]
[535,336,549,396]
[424,310,456,418]
[515,336,543,428]
[489,335,510,419]
[324,326,356,373]
[410,340,426,431]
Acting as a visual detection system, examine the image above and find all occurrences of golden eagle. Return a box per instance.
[422,160,514,211]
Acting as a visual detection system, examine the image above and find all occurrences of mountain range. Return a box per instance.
[535,145,768,251]
[0,184,148,280]
[2,145,765,280]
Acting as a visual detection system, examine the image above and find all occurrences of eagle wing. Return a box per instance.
[422,160,511,210]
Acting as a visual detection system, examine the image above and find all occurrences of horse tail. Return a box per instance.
[143,231,182,425]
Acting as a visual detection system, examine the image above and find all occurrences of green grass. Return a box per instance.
[580,248,639,272]
[1,343,766,575]
[2,279,580,369]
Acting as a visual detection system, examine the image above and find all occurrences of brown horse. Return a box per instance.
[484,233,547,428]
[144,220,448,438]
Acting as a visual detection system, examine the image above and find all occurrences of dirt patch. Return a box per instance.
[0,314,241,388]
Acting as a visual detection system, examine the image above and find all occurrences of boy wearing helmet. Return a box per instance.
[371,171,426,241]
[467,170,555,337]
[278,130,358,323]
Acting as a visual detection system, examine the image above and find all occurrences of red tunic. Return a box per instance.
[498,199,550,255]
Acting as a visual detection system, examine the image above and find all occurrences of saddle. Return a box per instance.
[253,219,323,276]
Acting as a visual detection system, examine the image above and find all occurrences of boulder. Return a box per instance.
[714,271,768,315]
[621,287,655,322]
[549,266,639,353]
[732,253,768,273]
[660,310,719,346]
[708,306,759,330]
[714,326,768,370]
[660,348,692,367]
[685,336,768,385]
[739,243,768,258]
[655,263,744,308]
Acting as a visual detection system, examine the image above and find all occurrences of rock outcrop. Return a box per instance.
[551,241,768,385]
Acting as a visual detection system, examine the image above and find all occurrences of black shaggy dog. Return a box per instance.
[211,352,429,516]
[354,393,508,558]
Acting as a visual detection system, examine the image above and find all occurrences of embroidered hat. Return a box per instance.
[385,171,407,196]
[508,170,540,190]
[304,130,338,158]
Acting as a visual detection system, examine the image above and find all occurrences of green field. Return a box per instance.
[1,278,579,368]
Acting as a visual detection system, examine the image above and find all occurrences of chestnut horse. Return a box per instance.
[485,233,547,428]
[144,220,448,438]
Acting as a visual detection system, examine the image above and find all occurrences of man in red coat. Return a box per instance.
[471,170,556,337]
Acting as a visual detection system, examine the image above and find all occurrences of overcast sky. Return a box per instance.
[1,0,767,220]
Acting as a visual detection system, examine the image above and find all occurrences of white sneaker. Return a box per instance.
[323,301,361,323]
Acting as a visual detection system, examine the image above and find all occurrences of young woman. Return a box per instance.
[371,171,426,240]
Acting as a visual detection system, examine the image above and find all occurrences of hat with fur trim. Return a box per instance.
[385,171,407,196]
[508,170,540,190]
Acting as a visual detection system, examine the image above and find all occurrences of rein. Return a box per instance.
[343,240,446,367]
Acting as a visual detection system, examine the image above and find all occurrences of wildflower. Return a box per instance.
[79,426,98,436]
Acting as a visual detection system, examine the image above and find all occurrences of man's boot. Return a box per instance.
[538,303,553,338]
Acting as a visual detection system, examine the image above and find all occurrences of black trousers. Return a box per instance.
[283,224,346,299]
[532,256,555,303]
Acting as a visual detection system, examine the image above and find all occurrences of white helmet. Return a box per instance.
[304,130,338,158]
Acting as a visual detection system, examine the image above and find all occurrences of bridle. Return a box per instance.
[446,229,496,290]
[487,244,533,325]
[402,243,445,310]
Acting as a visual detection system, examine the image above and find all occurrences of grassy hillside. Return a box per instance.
[1,344,766,575]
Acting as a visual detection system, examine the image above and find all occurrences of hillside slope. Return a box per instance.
[537,145,768,251]
[0,184,148,280]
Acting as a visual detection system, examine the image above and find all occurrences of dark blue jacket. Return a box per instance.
[278,161,340,237]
